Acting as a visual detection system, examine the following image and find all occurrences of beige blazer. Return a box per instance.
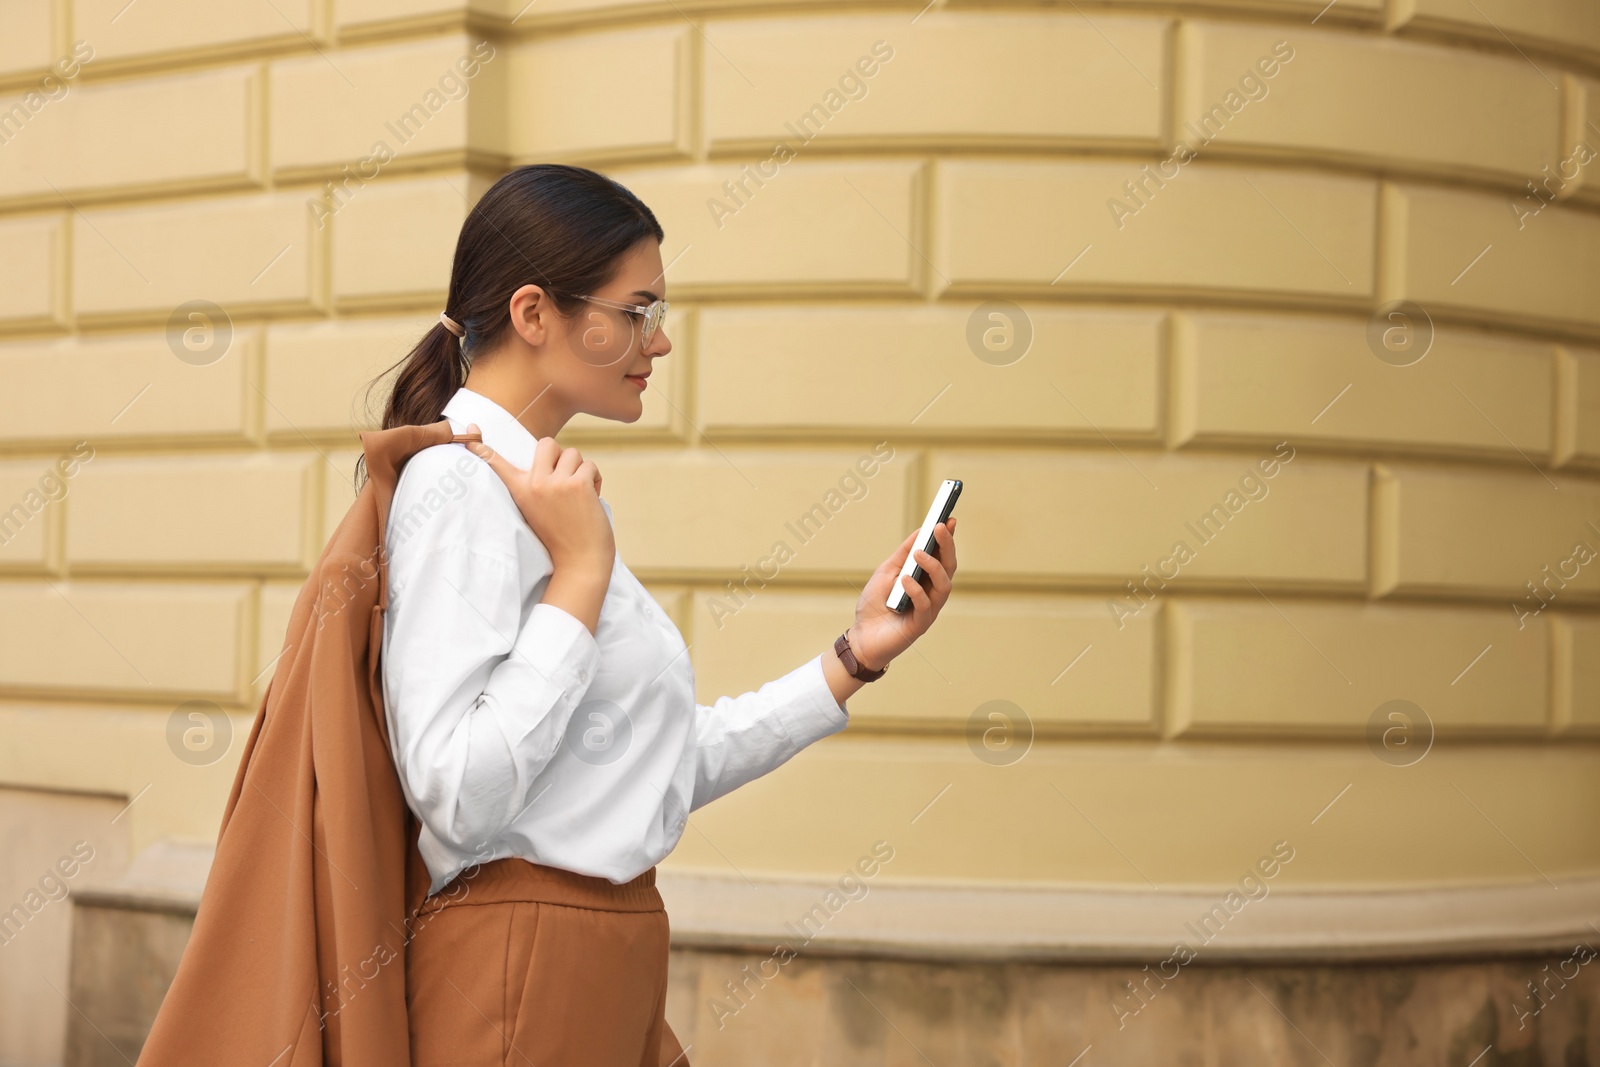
[139,420,473,1066]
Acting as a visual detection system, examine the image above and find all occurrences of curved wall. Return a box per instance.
[0,0,1597,900]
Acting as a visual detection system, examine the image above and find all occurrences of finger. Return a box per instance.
[871,531,919,593]
[467,441,528,499]
[862,530,920,605]
[900,571,933,615]
[885,528,918,572]
[913,546,951,598]
[554,445,585,478]
[531,436,562,474]
[577,458,602,495]
[464,435,517,482]
[932,519,957,577]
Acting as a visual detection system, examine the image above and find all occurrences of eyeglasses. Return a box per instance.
[575,294,670,348]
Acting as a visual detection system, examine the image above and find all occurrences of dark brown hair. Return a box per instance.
[368,163,664,434]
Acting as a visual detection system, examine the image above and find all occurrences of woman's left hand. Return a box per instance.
[848,517,958,671]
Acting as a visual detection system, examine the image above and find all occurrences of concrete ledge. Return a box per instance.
[657,871,1600,964]
[72,838,213,918]
[85,841,1595,964]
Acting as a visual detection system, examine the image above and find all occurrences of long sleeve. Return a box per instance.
[687,653,850,812]
[381,449,601,861]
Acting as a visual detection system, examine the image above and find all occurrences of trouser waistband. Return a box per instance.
[418,857,663,914]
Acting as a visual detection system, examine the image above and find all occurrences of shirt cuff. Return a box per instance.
[771,653,851,751]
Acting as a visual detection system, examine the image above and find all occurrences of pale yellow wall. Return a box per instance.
[0,0,1598,902]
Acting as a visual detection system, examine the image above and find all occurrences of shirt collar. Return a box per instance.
[440,386,610,518]
[441,386,535,468]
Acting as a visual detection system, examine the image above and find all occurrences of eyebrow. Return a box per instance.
[632,289,661,302]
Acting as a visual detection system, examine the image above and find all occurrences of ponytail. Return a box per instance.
[352,322,463,489]
[379,321,466,430]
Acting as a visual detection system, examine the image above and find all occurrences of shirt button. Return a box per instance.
[578,669,589,683]
[643,605,655,619]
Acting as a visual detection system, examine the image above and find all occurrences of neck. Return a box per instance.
[462,348,570,441]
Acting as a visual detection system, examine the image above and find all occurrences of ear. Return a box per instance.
[506,283,556,348]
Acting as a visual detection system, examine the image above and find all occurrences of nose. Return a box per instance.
[645,324,672,359]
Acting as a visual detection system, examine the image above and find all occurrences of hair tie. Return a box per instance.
[439,311,465,338]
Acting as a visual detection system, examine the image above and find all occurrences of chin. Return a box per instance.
[599,399,644,424]
[582,390,645,424]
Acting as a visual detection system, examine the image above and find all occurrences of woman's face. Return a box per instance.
[550,238,672,424]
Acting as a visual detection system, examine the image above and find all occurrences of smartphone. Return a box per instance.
[887,479,962,613]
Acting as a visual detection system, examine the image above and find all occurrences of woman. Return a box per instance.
[375,163,958,1066]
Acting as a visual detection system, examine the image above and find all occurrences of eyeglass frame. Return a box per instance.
[572,293,670,348]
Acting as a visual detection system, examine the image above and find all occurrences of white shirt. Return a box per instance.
[380,387,851,895]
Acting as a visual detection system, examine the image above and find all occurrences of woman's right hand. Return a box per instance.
[462,424,616,579]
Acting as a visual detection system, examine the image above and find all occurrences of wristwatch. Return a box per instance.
[834,630,887,682]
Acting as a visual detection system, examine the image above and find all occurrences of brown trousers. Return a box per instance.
[405,857,689,1067]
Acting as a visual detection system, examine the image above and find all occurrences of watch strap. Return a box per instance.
[835,631,887,682]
